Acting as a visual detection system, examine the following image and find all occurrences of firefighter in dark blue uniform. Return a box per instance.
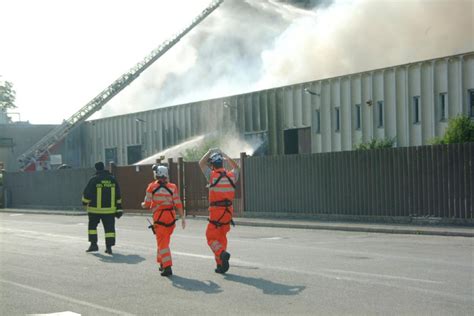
[82,162,123,255]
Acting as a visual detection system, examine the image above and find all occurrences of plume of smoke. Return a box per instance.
[257,0,474,88]
[99,0,473,119]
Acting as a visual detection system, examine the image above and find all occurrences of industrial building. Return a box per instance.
[77,52,474,167]
[1,51,473,170]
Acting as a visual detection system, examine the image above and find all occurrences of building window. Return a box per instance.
[413,96,421,124]
[439,93,447,121]
[105,148,118,165]
[127,145,142,165]
[313,109,321,134]
[335,107,340,132]
[377,101,384,127]
[469,89,474,118]
[355,104,361,130]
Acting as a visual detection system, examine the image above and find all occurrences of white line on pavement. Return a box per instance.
[323,268,443,284]
[0,279,134,316]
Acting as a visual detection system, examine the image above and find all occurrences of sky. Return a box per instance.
[0,0,472,125]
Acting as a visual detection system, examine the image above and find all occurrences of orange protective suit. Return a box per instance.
[143,180,183,268]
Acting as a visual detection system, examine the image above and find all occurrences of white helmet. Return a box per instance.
[152,164,168,179]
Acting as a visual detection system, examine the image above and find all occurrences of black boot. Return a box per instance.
[220,251,231,273]
[160,266,172,277]
[105,246,113,255]
[215,264,225,274]
[86,243,98,252]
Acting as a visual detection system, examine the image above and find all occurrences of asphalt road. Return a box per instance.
[0,213,473,315]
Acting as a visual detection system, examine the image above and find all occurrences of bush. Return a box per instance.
[355,137,396,150]
[429,115,474,144]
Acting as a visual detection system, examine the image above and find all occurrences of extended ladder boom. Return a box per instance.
[18,0,223,170]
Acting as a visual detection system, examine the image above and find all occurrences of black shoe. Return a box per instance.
[105,246,113,255]
[220,251,231,273]
[160,266,172,277]
[215,264,225,274]
[86,243,98,252]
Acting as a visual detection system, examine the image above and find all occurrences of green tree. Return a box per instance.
[0,78,17,111]
[355,137,396,150]
[430,115,474,144]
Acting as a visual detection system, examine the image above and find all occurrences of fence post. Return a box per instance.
[240,152,247,215]
[167,157,174,182]
[177,157,184,209]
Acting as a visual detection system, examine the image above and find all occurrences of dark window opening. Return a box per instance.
[377,101,384,127]
[355,104,361,130]
[127,145,142,165]
[284,128,311,155]
[413,96,421,124]
[105,148,118,166]
[313,110,321,134]
[439,93,447,121]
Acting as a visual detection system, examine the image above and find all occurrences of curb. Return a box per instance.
[0,209,86,216]
[233,220,474,238]
[1,209,472,237]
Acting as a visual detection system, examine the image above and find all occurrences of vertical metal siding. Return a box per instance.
[244,143,473,219]
[76,53,473,168]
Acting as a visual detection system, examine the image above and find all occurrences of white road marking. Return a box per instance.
[260,237,283,240]
[29,312,81,316]
[9,214,24,216]
[323,268,443,284]
[173,251,214,260]
[0,279,134,316]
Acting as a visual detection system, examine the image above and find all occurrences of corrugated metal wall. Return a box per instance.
[74,52,473,167]
[244,143,473,219]
[3,168,94,209]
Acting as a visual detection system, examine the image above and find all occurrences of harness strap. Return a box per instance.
[210,200,233,207]
[154,219,177,227]
[209,171,236,189]
[152,182,174,196]
[209,201,235,228]
[153,208,175,227]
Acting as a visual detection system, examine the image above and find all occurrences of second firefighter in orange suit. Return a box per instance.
[199,149,240,274]
[141,164,185,277]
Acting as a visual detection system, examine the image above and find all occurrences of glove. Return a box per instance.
[115,210,123,219]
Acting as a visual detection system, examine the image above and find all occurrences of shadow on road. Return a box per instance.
[169,275,222,294]
[223,273,305,295]
[92,253,146,264]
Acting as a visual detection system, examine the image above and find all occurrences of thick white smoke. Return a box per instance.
[99,0,473,118]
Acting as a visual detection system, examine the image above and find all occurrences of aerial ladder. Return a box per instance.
[18,0,224,171]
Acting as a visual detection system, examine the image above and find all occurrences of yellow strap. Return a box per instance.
[111,187,116,209]
[88,230,97,234]
[87,207,116,214]
[105,232,116,238]
[97,187,102,209]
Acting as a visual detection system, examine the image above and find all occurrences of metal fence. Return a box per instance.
[244,143,473,219]
[182,160,242,216]
[3,144,472,220]
[3,168,94,209]
[113,161,178,211]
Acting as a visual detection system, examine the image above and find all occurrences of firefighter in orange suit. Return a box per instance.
[141,164,185,277]
[199,149,239,274]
